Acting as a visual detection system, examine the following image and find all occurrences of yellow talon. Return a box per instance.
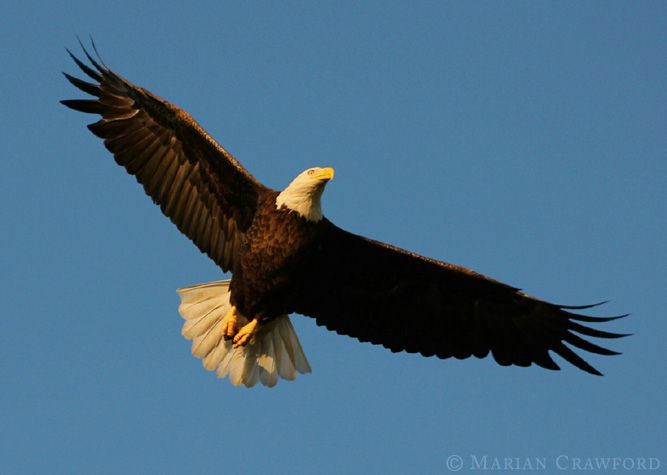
[221,306,239,340]
[233,319,259,348]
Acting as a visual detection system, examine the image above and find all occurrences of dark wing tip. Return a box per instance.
[60,99,106,114]
[62,72,101,97]
[65,46,103,82]
[557,300,609,310]
[552,342,605,376]
[520,299,629,375]
[568,320,631,340]
[78,37,106,74]
[88,36,110,69]
[569,312,630,324]
[558,304,631,375]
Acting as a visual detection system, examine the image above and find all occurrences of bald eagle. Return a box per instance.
[62,44,627,387]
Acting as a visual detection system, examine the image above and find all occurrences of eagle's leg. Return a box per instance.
[233,318,259,348]
[221,306,239,340]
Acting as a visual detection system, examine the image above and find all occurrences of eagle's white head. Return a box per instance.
[276,167,334,222]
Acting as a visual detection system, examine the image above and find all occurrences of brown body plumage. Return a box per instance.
[231,190,327,323]
[62,42,628,387]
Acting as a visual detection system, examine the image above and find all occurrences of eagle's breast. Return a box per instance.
[232,191,326,319]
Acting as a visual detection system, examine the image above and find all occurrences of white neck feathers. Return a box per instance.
[276,184,325,222]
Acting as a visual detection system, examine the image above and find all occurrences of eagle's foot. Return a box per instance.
[221,306,239,340]
[233,318,259,348]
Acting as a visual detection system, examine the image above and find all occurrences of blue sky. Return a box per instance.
[2,2,665,473]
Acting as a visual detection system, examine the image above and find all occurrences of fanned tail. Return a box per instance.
[176,280,311,387]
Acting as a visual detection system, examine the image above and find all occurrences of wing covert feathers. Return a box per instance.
[62,42,267,272]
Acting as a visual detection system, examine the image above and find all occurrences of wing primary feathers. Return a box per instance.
[551,342,603,376]
[553,300,609,310]
[62,72,101,96]
[60,99,105,115]
[65,48,103,82]
[78,36,107,76]
[562,333,621,356]
[567,313,630,323]
[568,321,630,340]
[88,36,111,70]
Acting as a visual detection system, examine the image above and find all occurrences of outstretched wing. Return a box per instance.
[295,225,628,375]
[62,42,268,272]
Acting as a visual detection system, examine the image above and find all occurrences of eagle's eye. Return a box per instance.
[307,170,315,175]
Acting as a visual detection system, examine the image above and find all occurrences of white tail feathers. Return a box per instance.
[176,280,311,387]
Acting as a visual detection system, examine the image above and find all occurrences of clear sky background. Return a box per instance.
[2,2,665,473]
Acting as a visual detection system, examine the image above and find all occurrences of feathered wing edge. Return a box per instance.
[509,300,629,376]
[177,280,311,387]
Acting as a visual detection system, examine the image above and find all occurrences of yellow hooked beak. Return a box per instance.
[316,167,335,181]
